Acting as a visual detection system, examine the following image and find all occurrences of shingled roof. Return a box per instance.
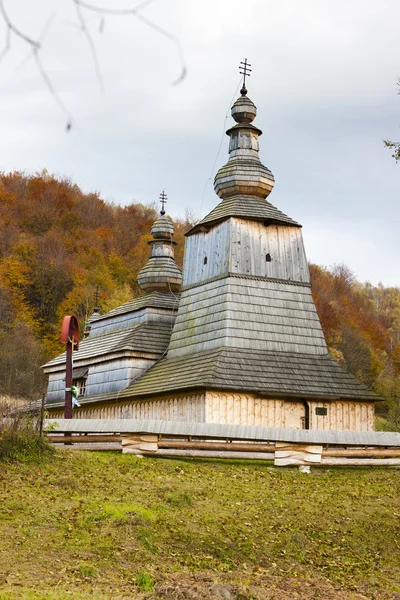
[43,322,173,370]
[120,348,378,401]
[188,195,300,235]
[63,348,376,404]
[95,292,179,321]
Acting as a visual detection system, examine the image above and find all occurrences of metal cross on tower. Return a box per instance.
[239,58,252,96]
[160,190,167,215]
[94,286,100,310]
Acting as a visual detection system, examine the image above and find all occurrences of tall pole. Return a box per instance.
[64,340,73,419]
[61,315,80,420]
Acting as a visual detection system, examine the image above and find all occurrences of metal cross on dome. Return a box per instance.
[160,190,167,215]
[239,58,252,96]
[94,286,100,308]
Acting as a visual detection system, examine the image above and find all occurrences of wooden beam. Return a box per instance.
[321,457,400,466]
[123,448,275,460]
[323,448,400,458]
[158,440,276,452]
[47,435,123,443]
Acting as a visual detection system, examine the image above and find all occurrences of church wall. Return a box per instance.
[205,392,284,427]
[183,220,230,287]
[307,401,374,431]
[48,393,206,421]
[204,393,374,431]
[46,373,66,404]
[85,358,155,397]
[47,393,375,432]
[45,357,156,404]
[230,219,310,283]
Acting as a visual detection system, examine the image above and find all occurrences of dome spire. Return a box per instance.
[213,60,275,200]
[239,57,252,97]
[159,190,167,216]
[137,192,182,293]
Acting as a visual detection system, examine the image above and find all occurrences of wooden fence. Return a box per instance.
[44,419,400,467]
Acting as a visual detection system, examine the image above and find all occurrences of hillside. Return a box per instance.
[0,171,399,428]
[0,451,399,599]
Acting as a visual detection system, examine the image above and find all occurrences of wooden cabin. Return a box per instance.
[43,86,378,430]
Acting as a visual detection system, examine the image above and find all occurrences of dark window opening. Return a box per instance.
[204,256,208,265]
[71,367,88,397]
[73,378,86,397]
[265,253,271,262]
[315,407,328,416]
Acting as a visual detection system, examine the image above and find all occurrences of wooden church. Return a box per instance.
[43,72,378,431]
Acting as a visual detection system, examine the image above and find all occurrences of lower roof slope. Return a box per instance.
[74,347,377,403]
[43,322,172,370]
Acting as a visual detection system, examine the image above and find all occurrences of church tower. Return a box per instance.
[44,65,378,431]
[124,62,377,431]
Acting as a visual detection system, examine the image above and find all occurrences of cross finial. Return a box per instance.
[239,58,252,96]
[159,190,167,215]
[94,286,100,311]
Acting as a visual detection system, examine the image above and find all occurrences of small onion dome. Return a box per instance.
[231,95,257,124]
[214,156,274,199]
[151,213,174,240]
[137,209,182,293]
[137,258,182,293]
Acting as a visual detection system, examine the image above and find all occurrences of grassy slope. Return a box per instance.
[0,451,399,600]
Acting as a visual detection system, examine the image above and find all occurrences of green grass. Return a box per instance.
[0,451,399,599]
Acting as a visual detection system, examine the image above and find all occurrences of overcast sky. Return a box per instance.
[0,0,399,286]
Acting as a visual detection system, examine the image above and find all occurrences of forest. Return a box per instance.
[0,171,399,430]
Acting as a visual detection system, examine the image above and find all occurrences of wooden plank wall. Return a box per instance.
[205,394,374,431]
[229,219,309,283]
[46,357,155,403]
[182,219,310,287]
[85,358,154,397]
[49,393,206,422]
[205,392,284,427]
[308,401,374,431]
[183,220,230,287]
[49,395,374,432]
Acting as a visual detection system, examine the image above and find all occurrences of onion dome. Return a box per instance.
[137,199,182,293]
[213,88,275,200]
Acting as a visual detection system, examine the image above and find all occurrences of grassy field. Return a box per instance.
[0,451,399,600]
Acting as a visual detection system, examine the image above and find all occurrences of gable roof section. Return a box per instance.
[119,347,379,402]
[188,195,300,235]
[43,322,172,370]
[95,291,179,321]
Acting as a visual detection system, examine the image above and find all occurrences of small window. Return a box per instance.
[73,378,86,397]
[204,256,208,265]
[315,407,327,416]
[265,253,271,262]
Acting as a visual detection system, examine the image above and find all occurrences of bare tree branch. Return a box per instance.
[33,49,73,128]
[75,0,187,85]
[76,0,157,16]
[0,22,10,63]
[0,0,187,129]
[0,0,39,48]
[72,0,104,92]
[0,0,72,128]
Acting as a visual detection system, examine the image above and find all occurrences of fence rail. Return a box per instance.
[45,419,400,467]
